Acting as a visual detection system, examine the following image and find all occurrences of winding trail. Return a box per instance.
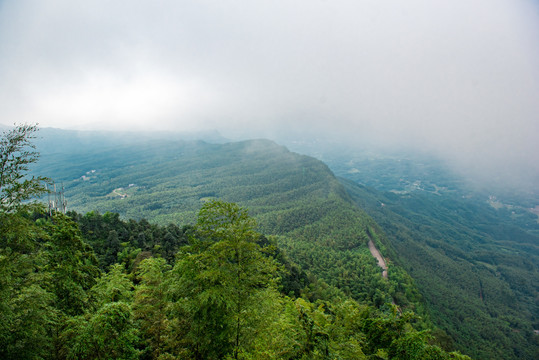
[112,188,128,198]
[368,240,399,308]
[368,240,388,279]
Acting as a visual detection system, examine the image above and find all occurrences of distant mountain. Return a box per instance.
[31,126,228,155]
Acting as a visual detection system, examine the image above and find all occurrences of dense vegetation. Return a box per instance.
[325,152,539,360]
[16,125,536,358]
[2,202,474,359]
[1,124,475,359]
[31,135,422,312]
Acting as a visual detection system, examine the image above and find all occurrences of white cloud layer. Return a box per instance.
[0,0,538,188]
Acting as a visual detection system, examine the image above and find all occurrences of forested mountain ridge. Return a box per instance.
[1,125,474,359]
[16,126,536,358]
[31,135,420,310]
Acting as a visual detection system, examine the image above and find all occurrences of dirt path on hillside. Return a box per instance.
[113,188,127,198]
[368,240,388,279]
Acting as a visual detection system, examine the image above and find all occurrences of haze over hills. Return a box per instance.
[2,1,538,358]
[25,127,539,359]
[2,0,538,193]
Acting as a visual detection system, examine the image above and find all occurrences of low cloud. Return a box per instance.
[0,0,538,189]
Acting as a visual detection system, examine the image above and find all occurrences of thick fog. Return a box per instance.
[1,0,538,189]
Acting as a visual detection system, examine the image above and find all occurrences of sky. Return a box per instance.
[0,0,538,189]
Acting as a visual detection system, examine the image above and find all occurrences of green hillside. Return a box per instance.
[0,126,474,359]
[31,137,420,310]
[27,129,538,358]
[318,151,539,360]
[1,122,462,359]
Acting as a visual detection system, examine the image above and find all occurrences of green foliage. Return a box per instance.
[62,262,138,359]
[0,211,53,360]
[41,213,101,316]
[71,210,188,269]
[91,263,134,308]
[0,124,49,212]
[0,271,55,360]
[133,257,171,360]
[62,302,139,360]
[0,201,470,359]
[170,201,280,359]
[340,169,539,359]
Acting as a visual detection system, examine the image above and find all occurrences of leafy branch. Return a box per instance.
[0,123,50,212]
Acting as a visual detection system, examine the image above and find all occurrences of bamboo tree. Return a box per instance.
[170,201,279,359]
[133,257,171,359]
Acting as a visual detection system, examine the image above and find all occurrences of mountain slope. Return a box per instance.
[32,129,539,358]
[339,175,539,360]
[31,135,423,312]
[268,141,539,359]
